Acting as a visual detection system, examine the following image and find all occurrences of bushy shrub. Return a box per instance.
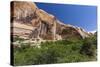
[13,36,24,42]
[80,38,95,56]
[13,36,97,65]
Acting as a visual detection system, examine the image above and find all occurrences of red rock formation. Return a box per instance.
[11,1,90,41]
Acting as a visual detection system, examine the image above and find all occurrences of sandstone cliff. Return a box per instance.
[11,1,90,41]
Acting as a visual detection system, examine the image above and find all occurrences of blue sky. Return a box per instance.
[35,2,97,32]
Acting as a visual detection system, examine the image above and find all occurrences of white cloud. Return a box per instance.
[89,30,97,34]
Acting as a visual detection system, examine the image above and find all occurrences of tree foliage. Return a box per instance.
[13,34,97,66]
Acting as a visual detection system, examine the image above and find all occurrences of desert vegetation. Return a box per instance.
[13,34,97,66]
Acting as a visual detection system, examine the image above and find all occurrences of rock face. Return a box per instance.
[11,1,90,41]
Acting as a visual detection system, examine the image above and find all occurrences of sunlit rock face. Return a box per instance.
[11,1,90,41]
